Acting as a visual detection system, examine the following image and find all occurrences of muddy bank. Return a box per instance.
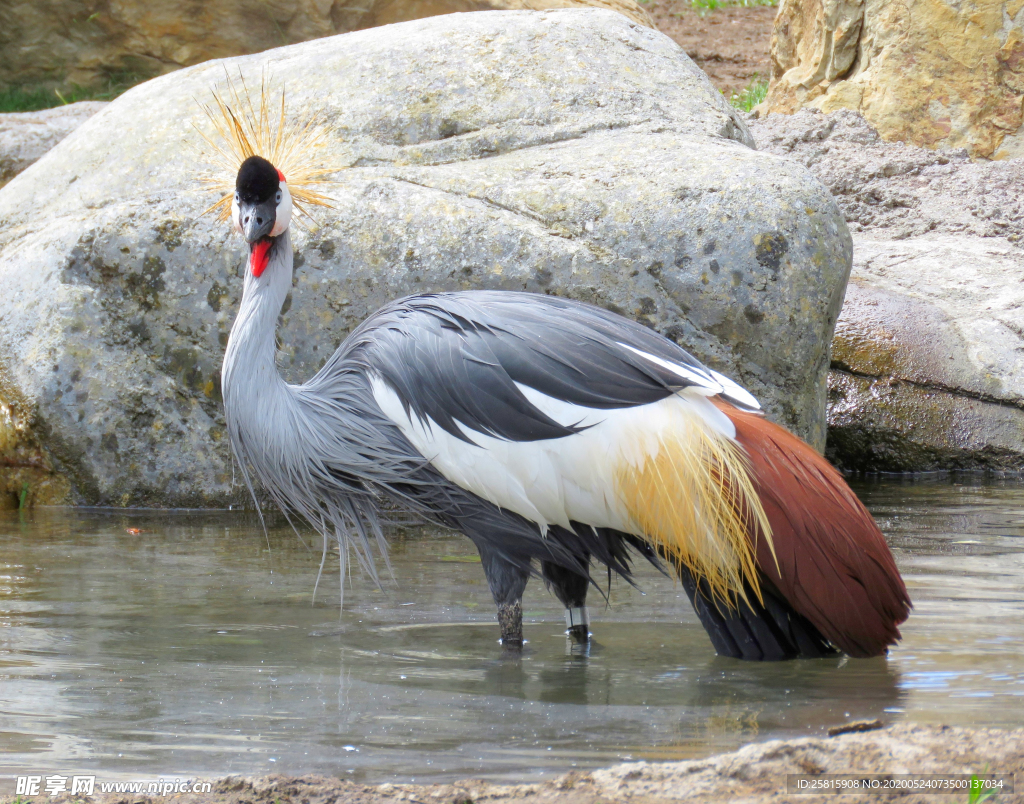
[20,724,1022,804]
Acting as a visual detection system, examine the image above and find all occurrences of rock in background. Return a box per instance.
[0,101,106,189]
[751,109,1024,472]
[0,0,652,91]
[0,10,850,507]
[760,0,1024,159]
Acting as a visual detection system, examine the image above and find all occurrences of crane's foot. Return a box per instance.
[497,600,523,646]
[565,606,590,644]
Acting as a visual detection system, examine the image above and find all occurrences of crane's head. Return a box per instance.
[196,72,334,278]
[233,155,293,276]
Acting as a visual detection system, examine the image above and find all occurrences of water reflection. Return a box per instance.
[0,476,1021,782]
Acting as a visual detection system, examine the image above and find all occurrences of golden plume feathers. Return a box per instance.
[194,70,335,225]
[616,403,776,609]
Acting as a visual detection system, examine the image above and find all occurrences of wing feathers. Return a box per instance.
[349,292,758,445]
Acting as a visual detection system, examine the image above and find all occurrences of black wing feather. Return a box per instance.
[342,291,726,444]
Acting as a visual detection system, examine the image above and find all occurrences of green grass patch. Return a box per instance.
[0,86,60,113]
[730,75,769,112]
[968,771,1000,803]
[0,72,150,114]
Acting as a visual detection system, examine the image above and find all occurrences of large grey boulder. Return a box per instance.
[750,108,1024,471]
[0,9,850,506]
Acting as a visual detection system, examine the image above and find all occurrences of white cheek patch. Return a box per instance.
[231,196,242,234]
[270,183,292,237]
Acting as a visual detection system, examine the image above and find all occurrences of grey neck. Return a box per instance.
[221,231,296,454]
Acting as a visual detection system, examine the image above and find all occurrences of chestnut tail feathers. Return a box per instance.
[718,402,912,658]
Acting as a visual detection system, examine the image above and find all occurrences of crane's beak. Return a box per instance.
[239,199,276,243]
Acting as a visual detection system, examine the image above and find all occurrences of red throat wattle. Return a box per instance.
[250,238,273,278]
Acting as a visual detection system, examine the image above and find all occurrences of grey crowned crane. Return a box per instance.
[204,84,911,661]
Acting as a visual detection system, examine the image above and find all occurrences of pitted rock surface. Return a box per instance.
[0,10,850,505]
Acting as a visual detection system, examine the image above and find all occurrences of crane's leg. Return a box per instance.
[542,559,591,643]
[478,546,530,647]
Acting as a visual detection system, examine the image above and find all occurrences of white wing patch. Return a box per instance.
[616,343,721,393]
[617,342,761,411]
[709,369,762,410]
[370,373,738,536]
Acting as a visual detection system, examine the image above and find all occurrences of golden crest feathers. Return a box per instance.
[195,70,335,225]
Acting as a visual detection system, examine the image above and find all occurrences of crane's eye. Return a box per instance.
[275,190,283,205]
[234,192,240,204]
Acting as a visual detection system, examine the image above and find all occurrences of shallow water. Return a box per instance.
[0,477,1022,784]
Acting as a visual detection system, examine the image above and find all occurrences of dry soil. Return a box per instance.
[648,1,776,100]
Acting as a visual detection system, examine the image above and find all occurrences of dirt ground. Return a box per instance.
[648,2,777,100]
